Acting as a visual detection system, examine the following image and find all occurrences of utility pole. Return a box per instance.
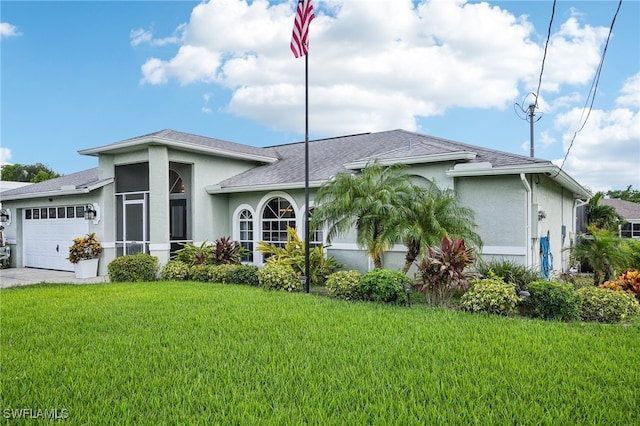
[528,103,536,158]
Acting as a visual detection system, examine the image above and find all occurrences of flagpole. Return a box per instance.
[304,51,310,294]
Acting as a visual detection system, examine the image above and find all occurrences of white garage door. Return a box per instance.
[23,206,89,271]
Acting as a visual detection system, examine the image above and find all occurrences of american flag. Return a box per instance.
[290,0,315,58]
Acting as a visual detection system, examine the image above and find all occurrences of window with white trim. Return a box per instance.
[262,197,296,252]
[239,209,254,262]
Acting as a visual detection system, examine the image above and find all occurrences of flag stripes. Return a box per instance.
[290,0,315,58]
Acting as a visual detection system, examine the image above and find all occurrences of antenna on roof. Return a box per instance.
[514,93,543,157]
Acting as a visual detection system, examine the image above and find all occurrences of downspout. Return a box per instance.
[520,173,532,268]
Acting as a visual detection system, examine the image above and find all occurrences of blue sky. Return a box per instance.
[1,0,638,192]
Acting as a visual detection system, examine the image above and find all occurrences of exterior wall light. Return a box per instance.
[84,203,100,224]
[538,210,547,220]
[0,209,11,224]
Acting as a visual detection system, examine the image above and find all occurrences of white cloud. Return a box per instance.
[136,0,611,136]
[0,22,21,38]
[130,24,185,47]
[553,93,640,191]
[615,73,640,109]
[0,147,12,165]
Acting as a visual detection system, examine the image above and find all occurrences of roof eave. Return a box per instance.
[344,151,477,170]
[446,164,591,199]
[79,137,278,164]
[0,178,113,202]
[206,180,326,194]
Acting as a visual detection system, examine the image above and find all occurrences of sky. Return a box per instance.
[1,0,639,193]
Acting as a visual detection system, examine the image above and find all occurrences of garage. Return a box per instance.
[23,205,89,271]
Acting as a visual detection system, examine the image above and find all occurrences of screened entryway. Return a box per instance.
[115,163,150,256]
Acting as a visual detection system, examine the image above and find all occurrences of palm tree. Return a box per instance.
[587,192,624,231]
[571,225,628,285]
[394,186,482,273]
[310,162,415,269]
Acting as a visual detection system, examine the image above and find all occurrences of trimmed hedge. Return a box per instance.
[108,253,159,282]
[578,286,640,323]
[523,280,581,321]
[460,277,520,315]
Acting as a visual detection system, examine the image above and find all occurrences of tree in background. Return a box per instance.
[586,192,624,231]
[606,185,640,203]
[0,163,61,183]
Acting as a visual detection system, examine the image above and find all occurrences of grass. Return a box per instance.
[1,282,639,425]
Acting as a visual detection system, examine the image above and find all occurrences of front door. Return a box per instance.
[124,198,146,255]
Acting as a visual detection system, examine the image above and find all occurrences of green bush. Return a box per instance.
[358,269,410,304]
[523,280,581,321]
[108,253,159,282]
[257,264,301,292]
[227,264,259,286]
[460,277,520,315]
[208,264,236,283]
[325,270,362,300]
[577,286,640,323]
[189,264,210,282]
[476,259,539,292]
[622,238,640,269]
[160,260,190,281]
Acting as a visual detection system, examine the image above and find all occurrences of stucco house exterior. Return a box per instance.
[0,129,590,277]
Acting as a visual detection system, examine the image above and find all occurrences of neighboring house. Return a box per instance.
[0,129,590,276]
[601,198,640,239]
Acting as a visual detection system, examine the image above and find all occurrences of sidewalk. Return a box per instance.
[0,268,109,289]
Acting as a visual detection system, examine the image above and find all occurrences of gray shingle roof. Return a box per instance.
[601,198,640,220]
[216,129,550,189]
[0,168,100,198]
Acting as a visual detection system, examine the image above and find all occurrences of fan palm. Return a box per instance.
[394,186,482,273]
[587,192,624,231]
[310,162,415,269]
[571,226,628,285]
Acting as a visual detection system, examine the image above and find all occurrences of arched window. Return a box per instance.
[239,209,254,262]
[262,197,296,249]
[308,207,323,248]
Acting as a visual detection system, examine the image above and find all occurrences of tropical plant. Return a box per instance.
[397,186,482,273]
[578,286,640,323]
[257,264,301,292]
[211,236,247,265]
[460,276,521,316]
[586,192,624,231]
[522,281,581,321]
[414,236,476,306]
[325,270,362,301]
[357,269,410,304]
[257,227,343,286]
[310,162,416,269]
[67,233,102,264]
[174,241,213,266]
[476,259,540,293]
[569,226,628,285]
[603,269,640,302]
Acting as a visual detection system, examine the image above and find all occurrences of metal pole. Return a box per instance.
[304,52,310,293]
[529,103,535,158]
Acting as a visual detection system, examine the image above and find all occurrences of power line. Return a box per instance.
[557,0,623,172]
[534,0,556,109]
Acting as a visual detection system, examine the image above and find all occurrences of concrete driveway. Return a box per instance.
[0,268,109,289]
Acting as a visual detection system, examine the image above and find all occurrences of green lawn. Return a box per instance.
[1,282,639,425]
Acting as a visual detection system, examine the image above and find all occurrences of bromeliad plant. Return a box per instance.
[414,236,476,306]
[67,233,103,264]
[174,237,247,266]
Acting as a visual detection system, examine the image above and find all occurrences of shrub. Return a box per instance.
[108,253,159,282]
[228,264,259,286]
[603,269,640,302]
[358,269,410,304]
[189,264,210,282]
[415,237,475,306]
[578,286,640,323]
[174,241,213,266]
[67,233,102,264]
[257,227,343,286]
[257,264,301,292]
[160,260,190,281]
[460,277,520,316]
[208,264,237,283]
[523,281,581,321]
[325,270,362,301]
[476,259,539,292]
[621,238,640,269]
[211,236,247,265]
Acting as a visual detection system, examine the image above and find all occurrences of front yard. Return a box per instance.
[1,282,639,424]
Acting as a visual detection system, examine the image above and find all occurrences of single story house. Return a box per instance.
[601,198,640,239]
[0,129,590,276]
